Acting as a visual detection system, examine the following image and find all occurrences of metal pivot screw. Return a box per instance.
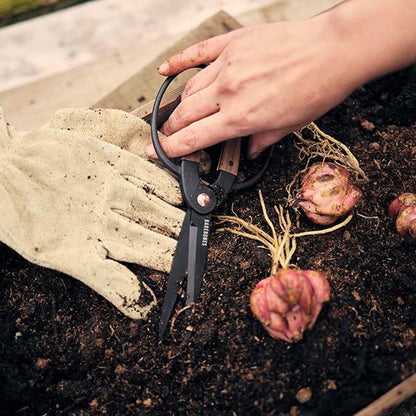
[197,192,211,207]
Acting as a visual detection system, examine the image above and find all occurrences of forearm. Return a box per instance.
[321,0,416,88]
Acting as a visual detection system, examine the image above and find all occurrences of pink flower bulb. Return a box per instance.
[388,193,416,239]
[290,162,363,225]
[250,268,330,342]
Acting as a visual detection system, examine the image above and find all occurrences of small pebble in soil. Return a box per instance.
[245,372,255,381]
[397,297,405,305]
[148,272,164,282]
[325,379,337,390]
[35,358,50,369]
[114,364,128,375]
[290,406,298,416]
[143,398,152,407]
[95,338,104,347]
[361,120,376,131]
[296,387,312,404]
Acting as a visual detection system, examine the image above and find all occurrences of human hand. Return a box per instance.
[146,16,359,160]
[0,108,184,319]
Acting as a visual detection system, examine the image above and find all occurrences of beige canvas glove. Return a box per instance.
[47,107,155,159]
[0,107,184,319]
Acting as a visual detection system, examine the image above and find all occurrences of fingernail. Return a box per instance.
[158,61,169,74]
[145,145,157,159]
[248,151,261,160]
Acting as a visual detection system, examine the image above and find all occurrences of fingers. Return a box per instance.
[146,112,232,158]
[161,85,219,136]
[181,62,220,100]
[158,30,239,75]
[108,180,185,237]
[248,129,285,159]
[102,219,178,273]
[121,170,182,207]
[107,147,183,206]
[49,108,151,156]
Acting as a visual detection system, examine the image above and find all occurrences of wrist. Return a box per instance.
[320,0,416,88]
[299,10,363,104]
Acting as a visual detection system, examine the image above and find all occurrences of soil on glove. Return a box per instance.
[1,66,416,416]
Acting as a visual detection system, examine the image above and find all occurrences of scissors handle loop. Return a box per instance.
[151,65,208,176]
[150,64,275,200]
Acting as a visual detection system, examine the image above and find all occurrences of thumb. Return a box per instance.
[248,129,284,160]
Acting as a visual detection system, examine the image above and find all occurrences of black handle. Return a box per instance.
[233,144,275,191]
[151,64,208,177]
[150,64,274,194]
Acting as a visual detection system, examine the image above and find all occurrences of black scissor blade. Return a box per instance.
[159,210,191,338]
[186,212,211,306]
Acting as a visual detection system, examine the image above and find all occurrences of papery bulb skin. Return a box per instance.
[250,268,330,342]
[290,162,363,225]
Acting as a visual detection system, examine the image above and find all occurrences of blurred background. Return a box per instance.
[0,0,341,130]
[0,0,90,26]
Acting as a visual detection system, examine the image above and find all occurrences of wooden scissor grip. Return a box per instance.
[217,138,241,176]
[131,85,185,124]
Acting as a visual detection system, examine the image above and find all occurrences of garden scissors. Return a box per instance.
[151,66,273,338]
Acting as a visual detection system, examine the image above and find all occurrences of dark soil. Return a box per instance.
[1,66,416,416]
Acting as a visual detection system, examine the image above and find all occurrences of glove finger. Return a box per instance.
[112,152,182,206]
[120,160,182,207]
[48,108,152,157]
[48,108,183,205]
[72,136,182,206]
[102,223,177,273]
[85,251,157,319]
[108,180,185,238]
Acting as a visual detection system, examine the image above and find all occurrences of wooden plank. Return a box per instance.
[354,373,416,416]
[93,10,243,111]
[0,1,344,131]
[0,36,181,130]
[131,85,184,125]
[0,11,241,131]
